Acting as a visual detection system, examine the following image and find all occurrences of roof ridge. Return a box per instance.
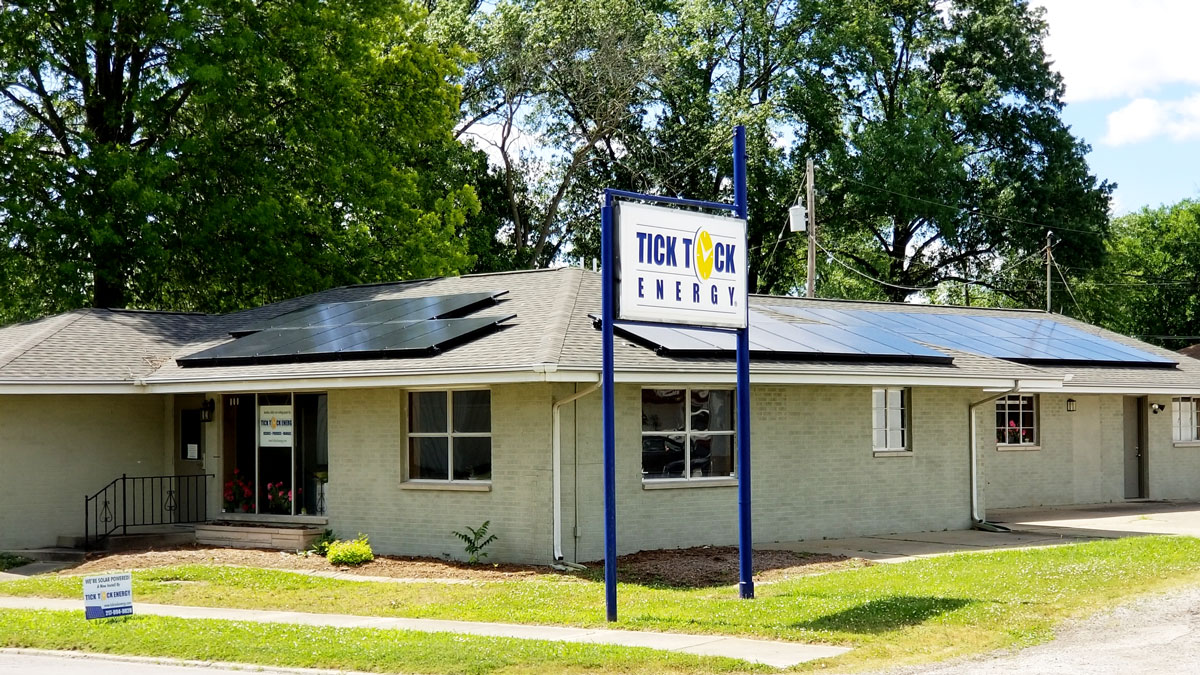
[537,268,582,366]
[0,310,90,371]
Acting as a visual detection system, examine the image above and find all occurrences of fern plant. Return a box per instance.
[453,521,498,564]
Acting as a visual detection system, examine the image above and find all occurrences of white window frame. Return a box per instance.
[872,387,910,453]
[406,388,492,483]
[996,394,1038,447]
[640,388,736,482]
[1172,397,1200,442]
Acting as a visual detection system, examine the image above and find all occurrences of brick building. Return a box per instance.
[2,267,1199,562]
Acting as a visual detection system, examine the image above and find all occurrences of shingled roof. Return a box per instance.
[0,267,1194,394]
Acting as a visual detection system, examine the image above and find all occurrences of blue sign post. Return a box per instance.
[599,126,753,622]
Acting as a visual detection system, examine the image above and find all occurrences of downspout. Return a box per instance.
[553,381,601,563]
[968,382,1019,532]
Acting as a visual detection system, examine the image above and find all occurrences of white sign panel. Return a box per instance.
[259,404,294,447]
[83,572,133,620]
[616,201,748,328]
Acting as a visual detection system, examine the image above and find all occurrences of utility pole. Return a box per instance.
[1045,231,1053,312]
[806,158,817,299]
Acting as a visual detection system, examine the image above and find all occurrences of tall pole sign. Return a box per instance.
[599,127,753,623]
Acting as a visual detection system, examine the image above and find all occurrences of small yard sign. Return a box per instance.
[83,572,133,619]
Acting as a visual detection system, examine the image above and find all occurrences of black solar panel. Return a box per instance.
[613,311,952,363]
[179,315,515,367]
[772,307,1176,366]
[230,291,507,337]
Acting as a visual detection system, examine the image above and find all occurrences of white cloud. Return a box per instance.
[1103,94,1200,145]
[1035,1,1200,102]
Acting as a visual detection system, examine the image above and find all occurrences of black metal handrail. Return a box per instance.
[84,473,213,550]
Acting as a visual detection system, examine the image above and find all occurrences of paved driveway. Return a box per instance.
[761,501,1200,562]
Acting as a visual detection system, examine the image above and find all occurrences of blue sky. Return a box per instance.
[1037,1,1200,214]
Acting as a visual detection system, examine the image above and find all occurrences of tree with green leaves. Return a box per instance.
[1072,200,1200,348]
[0,0,478,320]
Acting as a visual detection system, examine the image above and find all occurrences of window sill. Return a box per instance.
[1172,441,1200,448]
[642,477,738,490]
[996,444,1041,452]
[401,481,492,492]
[873,450,913,458]
[218,512,328,525]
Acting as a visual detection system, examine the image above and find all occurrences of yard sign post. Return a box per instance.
[600,126,753,622]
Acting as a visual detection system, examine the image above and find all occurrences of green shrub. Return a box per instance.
[452,521,498,564]
[327,534,373,566]
[308,529,336,557]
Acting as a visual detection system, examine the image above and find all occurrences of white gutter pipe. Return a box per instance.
[968,382,1019,527]
[552,382,601,561]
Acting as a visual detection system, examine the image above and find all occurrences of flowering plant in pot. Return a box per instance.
[265,482,298,514]
[223,469,255,513]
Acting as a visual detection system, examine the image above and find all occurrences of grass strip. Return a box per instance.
[4,536,1200,671]
[0,609,766,675]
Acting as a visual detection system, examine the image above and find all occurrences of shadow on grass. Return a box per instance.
[793,596,974,634]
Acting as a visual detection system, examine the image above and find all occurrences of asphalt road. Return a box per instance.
[880,584,1200,675]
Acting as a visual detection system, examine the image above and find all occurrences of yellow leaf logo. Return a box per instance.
[694,229,714,281]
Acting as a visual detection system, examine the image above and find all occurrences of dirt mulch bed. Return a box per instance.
[62,544,868,586]
[66,545,559,581]
[603,546,872,587]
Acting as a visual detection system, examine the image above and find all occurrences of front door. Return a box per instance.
[174,397,209,521]
[1123,396,1148,498]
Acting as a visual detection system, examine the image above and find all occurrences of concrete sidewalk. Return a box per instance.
[0,596,849,669]
[762,501,1200,564]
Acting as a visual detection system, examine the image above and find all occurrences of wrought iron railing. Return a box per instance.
[84,473,213,549]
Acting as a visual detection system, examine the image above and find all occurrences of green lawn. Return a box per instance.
[3,536,1200,672]
[0,609,762,675]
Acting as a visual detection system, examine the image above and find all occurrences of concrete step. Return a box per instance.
[101,529,195,552]
[2,547,85,563]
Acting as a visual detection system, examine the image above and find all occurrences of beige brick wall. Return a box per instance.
[326,384,557,564]
[568,384,974,562]
[982,394,1130,509]
[1145,396,1200,500]
[0,394,169,549]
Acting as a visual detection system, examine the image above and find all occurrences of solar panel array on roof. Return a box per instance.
[230,291,507,337]
[179,292,513,367]
[613,311,952,363]
[772,307,1176,366]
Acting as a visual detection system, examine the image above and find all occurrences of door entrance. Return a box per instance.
[221,392,328,515]
[1123,396,1148,499]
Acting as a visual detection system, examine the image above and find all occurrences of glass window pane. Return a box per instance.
[453,437,492,480]
[642,389,685,432]
[874,430,887,449]
[887,389,902,408]
[453,390,491,433]
[410,392,447,433]
[692,389,734,431]
[887,429,903,449]
[409,437,448,480]
[873,408,886,430]
[642,434,685,478]
[873,389,884,409]
[1022,412,1034,429]
[697,434,734,477]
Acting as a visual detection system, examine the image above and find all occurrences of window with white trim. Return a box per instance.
[996,394,1037,445]
[1172,397,1200,442]
[407,390,491,481]
[872,388,909,451]
[641,388,735,480]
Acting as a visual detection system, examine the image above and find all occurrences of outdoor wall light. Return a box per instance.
[199,398,216,423]
[1151,403,1165,415]
[1066,398,1077,412]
